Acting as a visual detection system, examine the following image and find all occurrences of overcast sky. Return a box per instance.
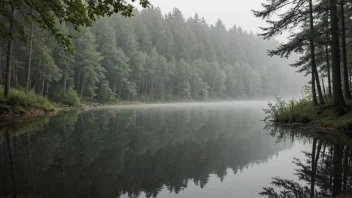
[148,0,268,35]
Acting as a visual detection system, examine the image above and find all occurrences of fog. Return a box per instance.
[147,0,289,42]
[150,0,266,32]
[130,0,307,100]
[88,101,270,111]
[1,0,307,106]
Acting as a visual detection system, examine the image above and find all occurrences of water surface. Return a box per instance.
[0,102,351,197]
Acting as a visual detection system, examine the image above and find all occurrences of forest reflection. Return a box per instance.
[0,104,290,197]
[263,124,352,198]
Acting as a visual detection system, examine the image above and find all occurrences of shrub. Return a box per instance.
[61,86,81,106]
[0,88,53,113]
[264,96,313,124]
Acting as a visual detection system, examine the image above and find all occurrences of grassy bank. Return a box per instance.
[0,89,56,117]
[264,96,352,130]
[0,88,156,118]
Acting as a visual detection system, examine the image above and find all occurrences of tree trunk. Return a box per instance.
[145,79,148,96]
[322,144,330,194]
[332,144,343,196]
[4,8,16,97]
[314,69,325,104]
[330,0,347,113]
[41,77,45,96]
[343,145,350,193]
[150,80,155,100]
[77,71,81,91]
[312,71,318,105]
[46,82,49,96]
[101,81,104,100]
[322,75,327,99]
[315,140,322,169]
[113,75,118,95]
[350,68,352,90]
[340,1,351,99]
[325,42,332,97]
[118,80,122,97]
[35,59,41,94]
[310,139,317,198]
[5,130,16,195]
[0,140,3,192]
[26,18,33,93]
[80,74,85,98]
[0,43,2,81]
[63,63,68,95]
[330,147,334,192]
[310,139,322,198]
[309,0,325,105]
[13,52,18,88]
[27,130,34,193]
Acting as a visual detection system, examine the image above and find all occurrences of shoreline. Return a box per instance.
[0,100,161,120]
[270,122,350,133]
[0,99,268,120]
[264,97,352,134]
[4,99,352,136]
[268,116,352,134]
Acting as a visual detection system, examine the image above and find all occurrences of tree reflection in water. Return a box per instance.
[262,124,352,198]
[0,106,290,197]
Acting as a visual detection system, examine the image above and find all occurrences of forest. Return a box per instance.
[254,0,352,127]
[0,0,301,110]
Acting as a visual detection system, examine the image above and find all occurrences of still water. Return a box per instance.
[0,102,351,197]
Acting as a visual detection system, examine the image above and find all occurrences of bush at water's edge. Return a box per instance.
[264,95,352,131]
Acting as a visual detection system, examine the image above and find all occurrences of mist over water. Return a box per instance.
[0,102,316,198]
[2,0,351,196]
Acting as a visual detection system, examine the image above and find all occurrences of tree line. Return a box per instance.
[0,1,301,104]
[253,0,352,113]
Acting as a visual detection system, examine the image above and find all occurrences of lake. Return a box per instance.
[0,101,351,197]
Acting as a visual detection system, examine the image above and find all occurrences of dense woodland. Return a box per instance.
[0,1,301,106]
[253,0,352,113]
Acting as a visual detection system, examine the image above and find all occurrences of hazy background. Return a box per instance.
[147,0,303,96]
[148,0,287,41]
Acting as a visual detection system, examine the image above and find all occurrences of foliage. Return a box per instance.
[264,94,352,129]
[0,0,150,53]
[253,0,352,112]
[4,8,302,103]
[0,6,304,106]
[264,96,314,124]
[0,88,53,114]
[260,177,311,198]
[56,86,80,106]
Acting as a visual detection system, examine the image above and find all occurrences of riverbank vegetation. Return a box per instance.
[264,95,352,130]
[0,0,152,115]
[0,0,303,115]
[254,0,352,129]
[0,88,54,116]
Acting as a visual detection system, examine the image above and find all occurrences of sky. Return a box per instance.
[147,0,269,37]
